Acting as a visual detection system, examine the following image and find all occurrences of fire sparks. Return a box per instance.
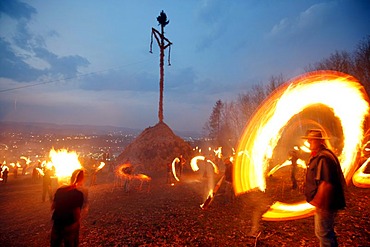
[200,175,225,210]
[233,71,369,221]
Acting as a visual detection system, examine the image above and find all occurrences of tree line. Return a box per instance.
[203,35,370,152]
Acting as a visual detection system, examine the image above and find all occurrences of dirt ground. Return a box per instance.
[0,170,369,247]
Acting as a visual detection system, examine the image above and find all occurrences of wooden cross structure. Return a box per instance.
[150,10,172,123]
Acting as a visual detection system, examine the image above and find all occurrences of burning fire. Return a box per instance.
[267,159,306,177]
[233,71,369,221]
[48,148,82,183]
[190,155,219,174]
[352,157,370,188]
[97,162,105,171]
[172,157,180,181]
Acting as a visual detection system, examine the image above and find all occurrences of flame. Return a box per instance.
[190,156,203,171]
[214,147,222,159]
[262,202,315,221]
[190,155,219,174]
[133,173,151,181]
[20,156,31,164]
[267,158,306,177]
[115,163,132,177]
[352,157,370,188]
[172,157,180,181]
[48,148,82,182]
[233,71,369,221]
[36,167,44,176]
[200,175,225,210]
[97,162,105,171]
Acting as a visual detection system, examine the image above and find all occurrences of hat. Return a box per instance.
[301,129,329,139]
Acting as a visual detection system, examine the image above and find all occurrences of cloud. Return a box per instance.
[78,66,157,92]
[269,18,289,36]
[268,2,333,37]
[0,0,36,20]
[0,0,90,83]
[194,0,232,52]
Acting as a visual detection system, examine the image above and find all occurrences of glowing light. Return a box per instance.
[214,147,222,159]
[267,159,306,177]
[36,168,44,176]
[200,175,225,210]
[262,202,315,221]
[48,148,82,182]
[20,156,31,164]
[172,157,180,181]
[115,163,132,178]
[233,71,369,221]
[190,156,204,172]
[97,162,105,171]
[190,155,219,174]
[352,157,370,188]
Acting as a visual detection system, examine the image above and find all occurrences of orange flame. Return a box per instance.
[352,157,370,188]
[97,162,105,171]
[267,158,306,177]
[233,71,369,221]
[48,148,82,183]
[172,157,180,181]
[190,155,219,174]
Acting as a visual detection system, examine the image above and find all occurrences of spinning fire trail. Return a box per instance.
[233,70,370,221]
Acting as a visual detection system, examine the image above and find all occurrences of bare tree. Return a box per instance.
[353,36,370,95]
[305,50,354,74]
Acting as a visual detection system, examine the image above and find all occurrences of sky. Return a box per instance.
[0,0,369,133]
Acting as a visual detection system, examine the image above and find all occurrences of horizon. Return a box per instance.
[1,1,369,132]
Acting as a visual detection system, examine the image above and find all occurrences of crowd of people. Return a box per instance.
[0,128,349,246]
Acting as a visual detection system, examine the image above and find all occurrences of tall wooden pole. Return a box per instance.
[159,23,165,122]
[150,11,172,123]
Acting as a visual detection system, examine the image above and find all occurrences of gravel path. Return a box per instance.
[0,171,369,246]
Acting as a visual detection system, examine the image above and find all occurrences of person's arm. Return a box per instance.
[308,180,333,209]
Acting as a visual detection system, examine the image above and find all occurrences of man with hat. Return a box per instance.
[303,129,346,247]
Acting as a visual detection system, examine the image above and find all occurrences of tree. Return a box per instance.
[305,50,354,75]
[204,100,223,141]
[305,36,370,96]
[353,36,370,95]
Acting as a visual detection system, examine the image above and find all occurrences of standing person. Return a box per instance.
[178,155,186,178]
[13,164,18,178]
[51,169,86,247]
[289,149,298,190]
[166,162,172,184]
[2,167,9,183]
[32,167,39,184]
[123,164,133,192]
[224,157,234,202]
[42,169,53,202]
[303,129,346,247]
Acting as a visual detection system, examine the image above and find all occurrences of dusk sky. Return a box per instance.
[1,0,369,133]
